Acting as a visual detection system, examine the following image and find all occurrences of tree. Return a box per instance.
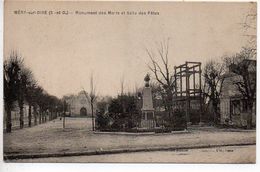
[150,81,165,111]
[83,73,98,131]
[37,90,50,124]
[225,47,256,129]
[120,75,125,96]
[33,86,43,125]
[108,98,123,119]
[203,60,225,124]
[146,39,175,117]
[241,3,256,55]
[108,95,139,129]
[3,52,22,132]
[49,96,60,120]
[17,67,35,128]
[97,97,111,115]
[25,80,37,127]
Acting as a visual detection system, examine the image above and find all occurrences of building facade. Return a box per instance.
[220,60,256,127]
[65,91,92,117]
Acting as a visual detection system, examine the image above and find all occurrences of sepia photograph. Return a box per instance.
[2,0,257,164]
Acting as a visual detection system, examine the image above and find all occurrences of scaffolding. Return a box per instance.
[174,61,203,124]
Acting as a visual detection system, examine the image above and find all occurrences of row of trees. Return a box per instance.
[4,52,64,133]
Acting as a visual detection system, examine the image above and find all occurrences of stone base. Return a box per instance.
[141,110,155,128]
[199,122,205,126]
[187,122,192,126]
[140,119,155,128]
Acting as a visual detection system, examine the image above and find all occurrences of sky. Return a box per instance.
[4,1,255,98]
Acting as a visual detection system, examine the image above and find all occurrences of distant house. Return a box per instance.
[220,59,256,127]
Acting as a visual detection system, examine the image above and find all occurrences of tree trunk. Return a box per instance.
[247,100,254,129]
[63,112,65,129]
[28,104,32,127]
[39,111,42,124]
[166,89,173,118]
[50,111,52,121]
[43,112,46,123]
[19,104,24,129]
[213,102,218,124]
[6,106,12,133]
[33,106,37,125]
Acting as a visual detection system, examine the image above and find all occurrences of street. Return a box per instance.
[4,117,256,163]
[9,145,255,163]
[4,117,256,157]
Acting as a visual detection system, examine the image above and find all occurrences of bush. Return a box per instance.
[109,112,140,131]
[158,109,187,131]
[173,109,187,130]
[189,110,201,124]
[95,112,110,130]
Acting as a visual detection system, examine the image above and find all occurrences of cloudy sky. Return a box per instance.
[4,1,255,98]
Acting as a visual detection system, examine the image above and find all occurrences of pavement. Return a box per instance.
[8,145,256,163]
[3,117,256,161]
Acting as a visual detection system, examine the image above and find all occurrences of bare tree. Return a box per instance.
[203,60,225,124]
[241,3,256,56]
[146,38,175,116]
[83,73,98,131]
[60,96,71,129]
[25,81,37,127]
[120,75,125,96]
[16,66,36,129]
[20,67,36,128]
[33,86,43,125]
[150,81,165,111]
[3,52,23,132]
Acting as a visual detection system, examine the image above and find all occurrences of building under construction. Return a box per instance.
[173,61,203,124]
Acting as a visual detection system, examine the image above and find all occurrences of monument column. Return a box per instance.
[141,74,155,128]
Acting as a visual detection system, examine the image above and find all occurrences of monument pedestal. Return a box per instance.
[141,111,155,128]
[140,74,155,129]
[199,121,205,126]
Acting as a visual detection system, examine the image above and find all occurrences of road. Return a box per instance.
[9,145,255,163]
[4,117,256,158]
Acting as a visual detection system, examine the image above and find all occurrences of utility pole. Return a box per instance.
[63,100,66,129]
[91,103,94,131]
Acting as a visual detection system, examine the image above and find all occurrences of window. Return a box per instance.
[231,100,240,115]
[242,100,248,113]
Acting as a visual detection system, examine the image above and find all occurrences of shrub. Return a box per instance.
[158,109,187,131]
[95,112,110,130]
[173,109,187,130]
